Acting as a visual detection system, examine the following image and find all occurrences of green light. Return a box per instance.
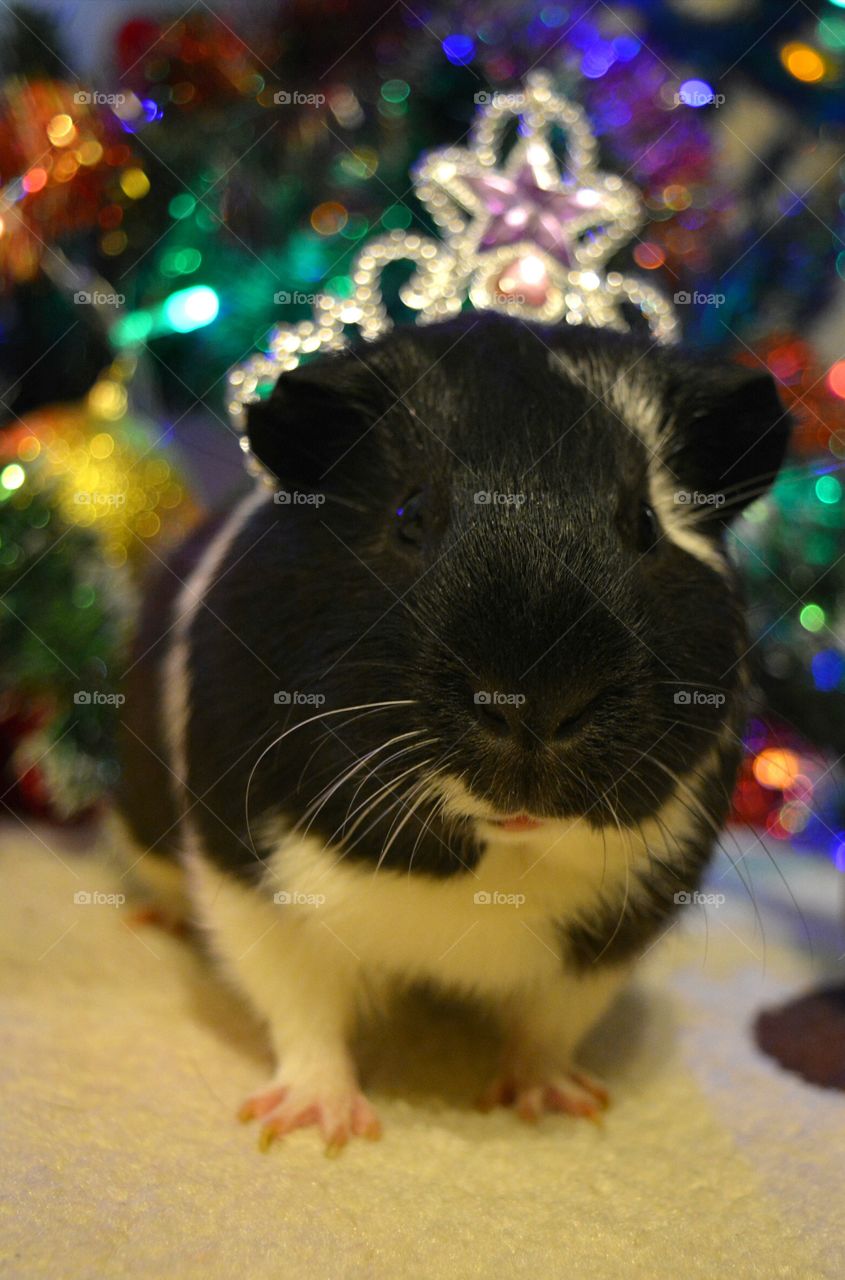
[168,194,196,220]
[162,285,219,333]
[800,603,826,633]
[381,78,410,103]
[326,274,355,298]
[815,474,842,504]
[173,248,202,273]
[111,310,154,347]
[1,463,25,491]
[818,14,845,49]
[381,204,412,230]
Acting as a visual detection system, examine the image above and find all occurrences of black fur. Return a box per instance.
[118,314,789,961]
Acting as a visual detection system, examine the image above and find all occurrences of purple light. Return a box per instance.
[678,78,716,108]
[442,34,475,66]
[834,840,845,872]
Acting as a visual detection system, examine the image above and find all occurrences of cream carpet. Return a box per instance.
[1,818,843,1279]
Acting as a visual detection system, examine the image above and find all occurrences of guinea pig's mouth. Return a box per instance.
[486,814,547,833]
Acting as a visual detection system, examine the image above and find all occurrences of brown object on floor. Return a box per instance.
[755,984,845,1090]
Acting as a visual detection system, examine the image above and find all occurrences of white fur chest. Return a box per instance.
[255,806,688,999]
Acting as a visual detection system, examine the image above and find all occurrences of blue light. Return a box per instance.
[162,285,220,333]
[811,649,845,691]
[678,78,716,108]
[613,34,640,61]
[442,34,475,65]
[540,5,568,27]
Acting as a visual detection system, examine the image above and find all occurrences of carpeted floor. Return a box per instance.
[1,818,843,1279]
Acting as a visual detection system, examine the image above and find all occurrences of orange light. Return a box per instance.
[310,201,348,236]
[22,167,48,194]
[633,242,665,270]
[827,360,845,398]
[781,43,825,83]
[752,747,801,791]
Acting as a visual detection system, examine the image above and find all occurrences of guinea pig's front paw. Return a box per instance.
[478,1066,609,1124]
[238,1072,382,1155]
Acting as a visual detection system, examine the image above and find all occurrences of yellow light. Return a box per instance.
[47,113,76,146]
[18,436,40,461]
[119,168,151,199]
[87,380,128,421]
[90,432,115,459]
[753,747,801,791]
[1,463,25,491]
[77,140,103,167]
[101,230,128,256]
[781,42,825,82]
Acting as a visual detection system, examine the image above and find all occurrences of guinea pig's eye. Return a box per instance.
[396,491,424,546]
[637,501,661,553]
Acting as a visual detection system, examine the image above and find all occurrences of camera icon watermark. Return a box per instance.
[674,87,725,109]
[474,691,526,707]
[673,290,726,308]
[674,890,726,906]
[673,490,726,507]
[73,890,126,906]
[473,889,526,908]
[73,691,126,706]
[273,690,326,707]
[473,91,523,109]
[473,491,527,507]
[273,290,319,305]
[73,90,127,106]
[673,689,726,707]
[74,491,127,507]
[273,490,326,506]
[273,90,326,107]
[73,290,125,307]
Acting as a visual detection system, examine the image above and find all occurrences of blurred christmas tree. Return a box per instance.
[2,0,845,851]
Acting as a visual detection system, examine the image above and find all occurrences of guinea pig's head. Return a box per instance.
[246,313,790,852]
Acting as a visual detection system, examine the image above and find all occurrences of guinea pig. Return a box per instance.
[116,311,790,1151]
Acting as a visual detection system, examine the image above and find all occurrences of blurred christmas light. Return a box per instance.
[1,464,25,492]
[812,650,845,691]
[815,473,842,503]
[161,284,220,333]
[827,360,845,397]
[800,603,826,632]
[678,78,715,107]
[442,34,475,65]
[753,747,801,790]
[781,43,826,82]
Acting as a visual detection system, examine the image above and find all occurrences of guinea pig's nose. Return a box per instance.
[471,688,604,743]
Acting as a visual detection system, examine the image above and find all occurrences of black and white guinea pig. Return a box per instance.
[117,312,790,1149]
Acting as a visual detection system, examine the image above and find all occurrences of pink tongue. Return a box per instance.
[497,815,544,832]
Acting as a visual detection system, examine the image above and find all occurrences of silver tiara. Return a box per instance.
[227,70,679,471]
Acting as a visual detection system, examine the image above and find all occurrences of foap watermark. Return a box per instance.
[273,90,326,107]
[74,691,125,706]
[273,490,325,506]
[74,491,126,507]
[674,85,725,109]
[273,890,326,907]
[673,690,726,708]
[273,690,326,707]
[274,290,320,305]
[74,90,127,106]
[73,290,125,307]
[474,691,526,708]
[474,491,526,507]
[674,489,725,508]
[673,290,726,308]
[473,91,525,109]
[674,890,725,907]
[473,890,526,908]
[74,890,126,907]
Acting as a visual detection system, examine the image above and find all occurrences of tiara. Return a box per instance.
[226,70,679,469]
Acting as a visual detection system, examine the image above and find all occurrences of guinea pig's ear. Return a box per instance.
[664,362,791,522]
[244,352,387,486]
